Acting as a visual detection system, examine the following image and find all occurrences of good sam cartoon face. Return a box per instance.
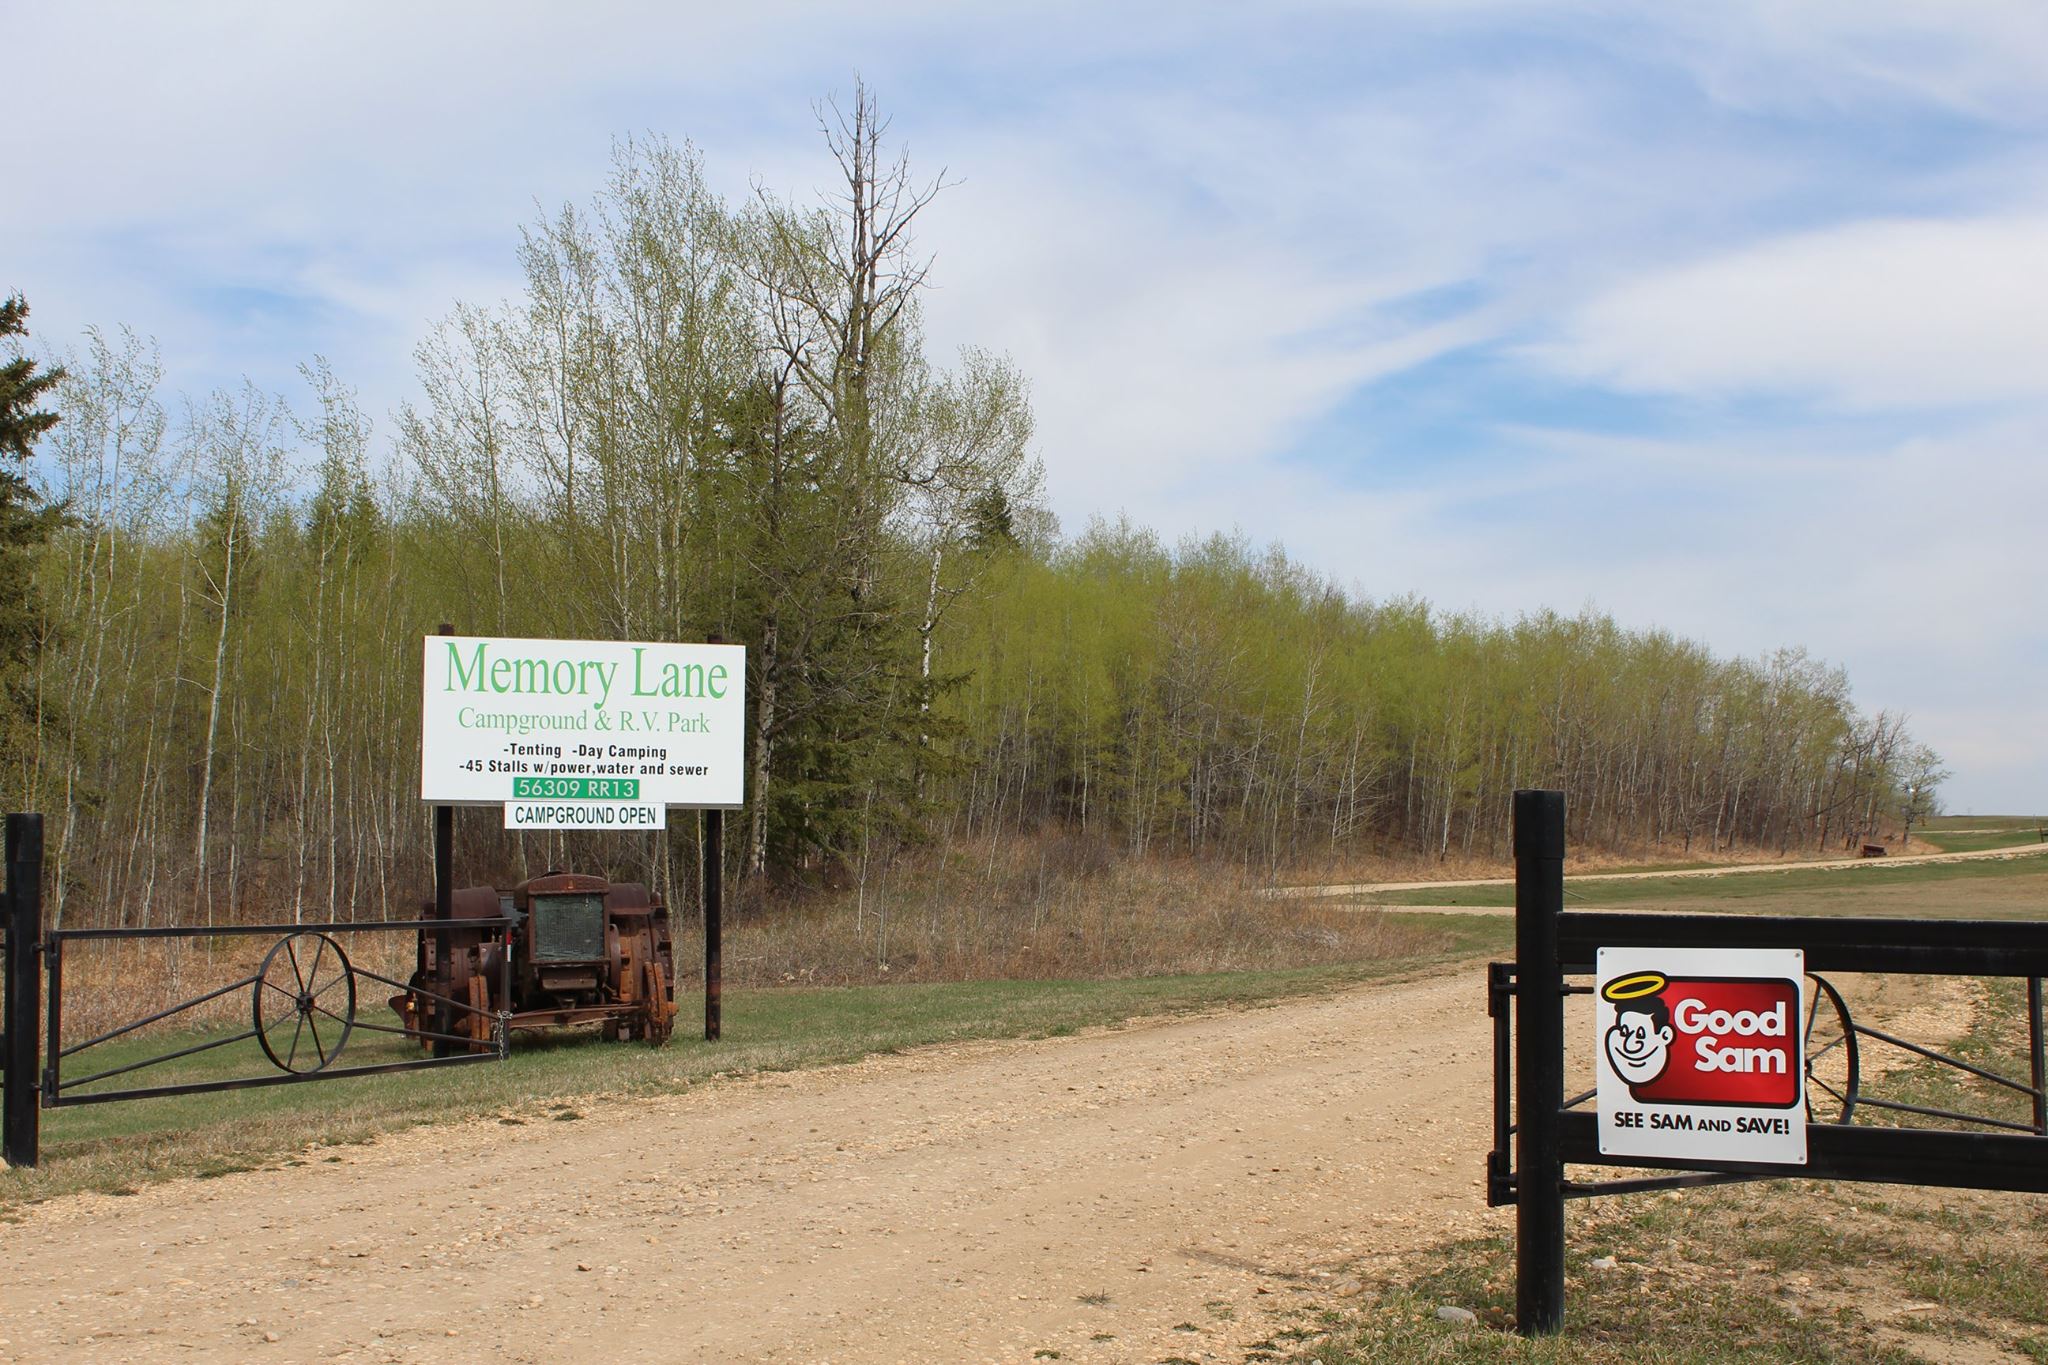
[1602,973,1675,1085]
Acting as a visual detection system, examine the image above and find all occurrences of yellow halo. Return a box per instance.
[1603,972,1667,1002]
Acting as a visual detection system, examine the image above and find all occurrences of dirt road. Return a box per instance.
[0,970,1508,1363]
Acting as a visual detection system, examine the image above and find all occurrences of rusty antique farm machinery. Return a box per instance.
[392,871,678,1052]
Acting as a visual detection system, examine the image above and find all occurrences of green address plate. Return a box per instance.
[511,776,642,800]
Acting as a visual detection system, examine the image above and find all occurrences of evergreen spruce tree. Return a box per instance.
[0,294,66,753]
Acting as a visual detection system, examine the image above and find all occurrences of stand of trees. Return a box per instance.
[1,101,1944,930]
[945,527,1945,869]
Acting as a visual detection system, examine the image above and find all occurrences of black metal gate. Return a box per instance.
[3,812,513,1168]
[1492,790,2048,1336]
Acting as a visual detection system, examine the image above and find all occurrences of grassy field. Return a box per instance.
[1914,828,2048,854]
[1920,815,2048,832]
[0,909,1509,1211]
[1913,815,2048,855]
[1363,847,2048,916]
[1261,963,2048,1363]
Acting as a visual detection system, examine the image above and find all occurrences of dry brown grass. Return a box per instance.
[703,834,1443,989]
[1282,832,1902,887]
[46,835,1454,1043]
[49,931,422,1046]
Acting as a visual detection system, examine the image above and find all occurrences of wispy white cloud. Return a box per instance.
[1533,214,2048,409]
[1643,0,2048,121]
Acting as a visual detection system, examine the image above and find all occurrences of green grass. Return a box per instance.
[1913,828,2047,854]
[1303,1230,1919,1363]
[1,915,1511,1210]
[1385,909,1515,955]
[1919,814,2047,832]
[1360,850,2048,913]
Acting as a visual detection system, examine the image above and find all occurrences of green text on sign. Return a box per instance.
[512,776,642,801]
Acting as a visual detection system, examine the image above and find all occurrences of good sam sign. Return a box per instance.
[1595,946,1806,1166]
[421,635,745,819]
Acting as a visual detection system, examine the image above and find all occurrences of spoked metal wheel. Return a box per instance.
[252,932,357,1074]
[1804,973,1859,1124]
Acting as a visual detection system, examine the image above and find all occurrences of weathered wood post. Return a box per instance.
[2029,976,2045,1136]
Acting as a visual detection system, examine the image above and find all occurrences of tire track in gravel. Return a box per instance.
[0,969,1507,1364]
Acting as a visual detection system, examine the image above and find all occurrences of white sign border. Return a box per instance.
[420,634,746,810]
[1595,945,1808,1167]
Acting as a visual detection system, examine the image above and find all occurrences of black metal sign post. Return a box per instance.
[701,632,726,1044]
[1512,790,1566,1335]
[4,813,44,1167]
[1494,788,2048,1338]
[703,809,723,1042]
[434,624,455,922]
[434,806,453,920]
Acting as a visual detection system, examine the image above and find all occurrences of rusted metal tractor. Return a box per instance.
[392,871,677,1052]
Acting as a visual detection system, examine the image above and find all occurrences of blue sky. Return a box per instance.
[8,1,2046,812]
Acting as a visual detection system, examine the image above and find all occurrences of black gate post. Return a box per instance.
[1513,790,1567,1335]
[4,813,44,1168]
[703,810,723,1041]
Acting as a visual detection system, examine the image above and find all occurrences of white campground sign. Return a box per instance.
[420,635,745,815]
[1595,946,1807,1166]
